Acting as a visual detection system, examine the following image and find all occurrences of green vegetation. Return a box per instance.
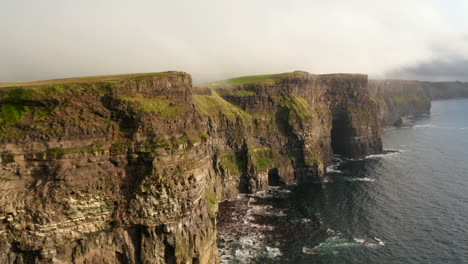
[205,189,217,218]
[0,104,29,127]
[279,95,313,118]
[217,88,256,97]
[33,106,56,121]
[199,132,208,142]
[0,102,57,129]
[223,73,283,85]
[370,97,385,105]
[0,85,71,102]
[347,107,371,114]
[0,72,177,88]
[193,91,251,120]
[152,137,171,149]
[37,142,106,156]
[119,94,184,116]
[220,154,244,174]
[110,141,132,151]
[0,176,14,182]
[249,149,280,172]
[197,73,285,91]
[305,154,322,166]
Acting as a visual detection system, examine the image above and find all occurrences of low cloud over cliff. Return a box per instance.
[1,0,467,83]
[386,58,468,82]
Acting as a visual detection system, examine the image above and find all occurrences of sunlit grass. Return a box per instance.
[0,72,176,88]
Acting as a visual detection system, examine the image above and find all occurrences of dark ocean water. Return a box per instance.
[217,99,468,264]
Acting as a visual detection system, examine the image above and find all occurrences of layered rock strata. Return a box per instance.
[0,71,382,263]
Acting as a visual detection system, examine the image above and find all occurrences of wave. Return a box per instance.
[219,194,284,264]
[326,156,346,174]
[365,149,402,159]
[326,165,343,174]
[343,177,375,182]
[302,232,385,255]
[413,124,435,128]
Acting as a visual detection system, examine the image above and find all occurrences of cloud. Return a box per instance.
[386,58,468,82]
[0,0,467,83]
[385,35,468,81]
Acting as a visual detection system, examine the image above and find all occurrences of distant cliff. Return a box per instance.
[421,81,468,100]
[367,80,431,126]
[0,71,382,263]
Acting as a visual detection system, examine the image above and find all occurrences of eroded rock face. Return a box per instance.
[0,71,382,263]
[202,72,382,191]
[367,80,431,126]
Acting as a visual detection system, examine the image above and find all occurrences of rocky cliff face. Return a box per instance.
[0,71,382,263]
[367,80,431,126]
[421,81,468,100]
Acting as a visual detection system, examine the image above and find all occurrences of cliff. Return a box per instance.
[367,80,431,126]
[0,71,382,263]
[421,81,468,100]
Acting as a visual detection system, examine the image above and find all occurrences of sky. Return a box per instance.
[1,0,467,83]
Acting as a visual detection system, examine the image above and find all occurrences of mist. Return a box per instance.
[1,0,467,83]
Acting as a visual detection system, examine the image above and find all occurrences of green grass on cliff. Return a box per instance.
[119,94,184,116]
[0,72,180,103]
[0,72,177,88]
[223,74,283,85]
[371,95,430,109]
[200,73,285,90]
[205,189,217,218]
[193,91,251,119]
[279,95,313,118]
[0,104,30,127]
[250,149,275,172]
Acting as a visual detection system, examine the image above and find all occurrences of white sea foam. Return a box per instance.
[344,177,375,182]
[302,234,384,256]
[374,237,386,246]
[302,236,361,255]
[413,124,435,128]
[219,192,284,264]
[353,238,366,243]
[326,156,346,174]
[326,165,343,174]
[365,149,402,159]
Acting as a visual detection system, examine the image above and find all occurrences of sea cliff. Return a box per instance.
[421,81,468,100]
[367,80,431,126]
[0,71,382,263]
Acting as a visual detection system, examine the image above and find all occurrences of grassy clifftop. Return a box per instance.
[198,73,287,90]
[0,71,194,141]
[0,72,181,88]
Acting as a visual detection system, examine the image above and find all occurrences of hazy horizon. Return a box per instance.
[1,0,467,83]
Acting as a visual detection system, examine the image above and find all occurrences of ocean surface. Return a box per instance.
[217,99,468,264]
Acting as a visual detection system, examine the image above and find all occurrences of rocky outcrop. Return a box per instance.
[0,71,382,263]
[367,80,431,126]
[421,81,468,100]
